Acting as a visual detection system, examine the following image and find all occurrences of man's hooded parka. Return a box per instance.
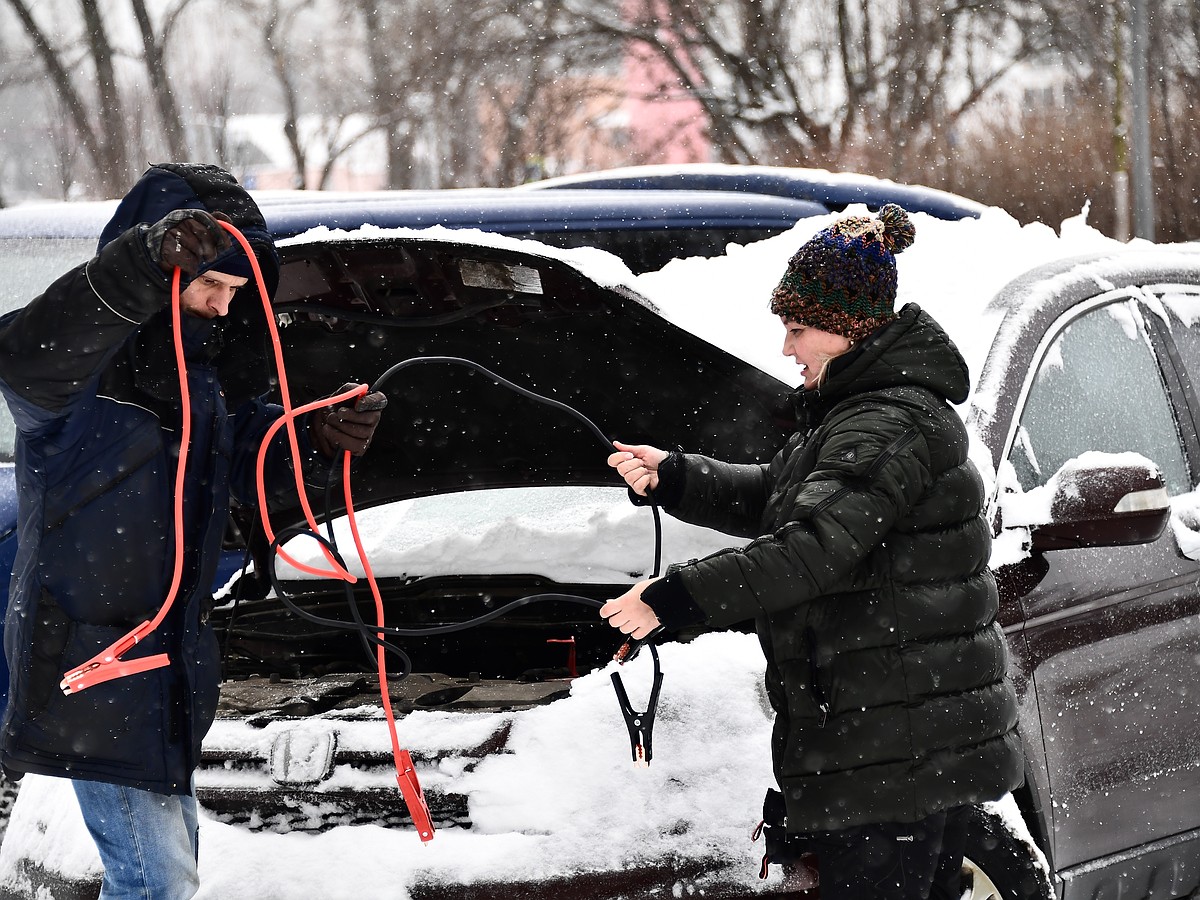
[0,163,313,794]
[643,303,1024,833]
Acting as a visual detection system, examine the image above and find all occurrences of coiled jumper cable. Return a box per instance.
[58,262,191,694]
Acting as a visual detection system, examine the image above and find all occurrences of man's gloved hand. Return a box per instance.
[310,383,388,458]
[144,209,232,276]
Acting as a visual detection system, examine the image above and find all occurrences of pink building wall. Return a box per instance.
[620,4,712,164]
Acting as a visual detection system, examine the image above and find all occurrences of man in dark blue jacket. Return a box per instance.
[0,164,384,899]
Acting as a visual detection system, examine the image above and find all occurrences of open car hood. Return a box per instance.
[267,233,794,517]
[214,233,793,683]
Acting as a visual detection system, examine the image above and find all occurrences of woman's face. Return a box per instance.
[781,317,853,389]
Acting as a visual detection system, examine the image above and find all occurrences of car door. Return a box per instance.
[995,292,1200,898]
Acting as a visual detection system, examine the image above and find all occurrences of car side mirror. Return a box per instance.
[1029,458,1170,552]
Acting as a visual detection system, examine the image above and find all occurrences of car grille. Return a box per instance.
[197,671,572,834]
[198,784,471,832]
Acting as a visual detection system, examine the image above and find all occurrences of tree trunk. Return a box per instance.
[130,0,190,161]
[79,0,132,194]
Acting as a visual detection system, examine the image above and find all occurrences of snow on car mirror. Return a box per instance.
[1003,451,1170,553]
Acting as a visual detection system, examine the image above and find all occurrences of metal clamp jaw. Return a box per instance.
[610,627,664,767]
[59,621,171,695]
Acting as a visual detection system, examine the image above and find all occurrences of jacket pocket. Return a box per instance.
[26,610,165,772]
[26,588,72,718]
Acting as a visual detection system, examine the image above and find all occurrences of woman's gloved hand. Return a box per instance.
[144,209,232,275]
[310,383,388,458]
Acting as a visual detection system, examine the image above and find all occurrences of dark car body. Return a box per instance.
[966,250,1200,899]
[519,163,987,221]
[1,189,1199,900]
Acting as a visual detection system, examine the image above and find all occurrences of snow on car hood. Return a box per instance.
[281,222,646,301]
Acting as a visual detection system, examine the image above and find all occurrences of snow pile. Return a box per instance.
[1,633,778,899]
[633,205,1130,389]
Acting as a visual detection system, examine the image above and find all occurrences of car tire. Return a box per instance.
[0,772,18,845]
[961,799,1055,900]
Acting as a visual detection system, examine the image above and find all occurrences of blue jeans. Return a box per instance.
[73,778,200,900]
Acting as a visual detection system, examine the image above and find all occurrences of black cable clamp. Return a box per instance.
[611,628,664,767]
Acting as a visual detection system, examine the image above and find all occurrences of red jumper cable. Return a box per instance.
[58,221,434,841]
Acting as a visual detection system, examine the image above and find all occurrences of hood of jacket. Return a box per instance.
[98,162,279,289]
[99,163,281,407]
[794,303,970,422]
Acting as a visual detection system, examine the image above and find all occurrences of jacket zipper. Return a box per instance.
[805,627,830,728]
[798,426,921,728]
[807,425,921,520]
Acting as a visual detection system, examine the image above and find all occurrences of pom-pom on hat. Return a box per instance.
[769,203,916,343]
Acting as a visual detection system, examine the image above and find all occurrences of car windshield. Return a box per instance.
[0,237,96,462]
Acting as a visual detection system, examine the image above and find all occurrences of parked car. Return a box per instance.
[519,162,987,221]
[2,196,1200,900]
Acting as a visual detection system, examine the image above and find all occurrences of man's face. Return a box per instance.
[179,270,249,319]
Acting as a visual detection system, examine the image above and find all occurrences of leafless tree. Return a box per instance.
[559,0,1058,177]
[351,0,625,188]
[1149,0,1200,241]
[130,0,194,161]
[0,0,202,196]
[2,0,134,195]
[232,0,376,189]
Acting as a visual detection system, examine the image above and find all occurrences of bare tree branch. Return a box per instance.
[130,0,192,160]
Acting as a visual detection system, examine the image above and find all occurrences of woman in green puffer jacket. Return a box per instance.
[601,204,1022,900]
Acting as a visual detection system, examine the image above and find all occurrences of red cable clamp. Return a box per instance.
[394,749,435,842]
[59,621,171,695]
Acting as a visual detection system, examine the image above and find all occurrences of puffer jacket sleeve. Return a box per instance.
[655,455,773,540]
[677,403,932,627]
[0,227,169,424]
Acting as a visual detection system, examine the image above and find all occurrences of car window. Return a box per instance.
[0,237,97,463]
[1008,299,1191,495]
[1158,288,1200,382]
[0,237,94,317]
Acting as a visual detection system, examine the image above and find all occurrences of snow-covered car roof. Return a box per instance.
[518,162,989,220]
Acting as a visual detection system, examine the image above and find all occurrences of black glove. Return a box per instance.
[310,383,387,458]
[144,209,232,276]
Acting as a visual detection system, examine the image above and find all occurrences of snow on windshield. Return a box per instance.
[270,486,738,583]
